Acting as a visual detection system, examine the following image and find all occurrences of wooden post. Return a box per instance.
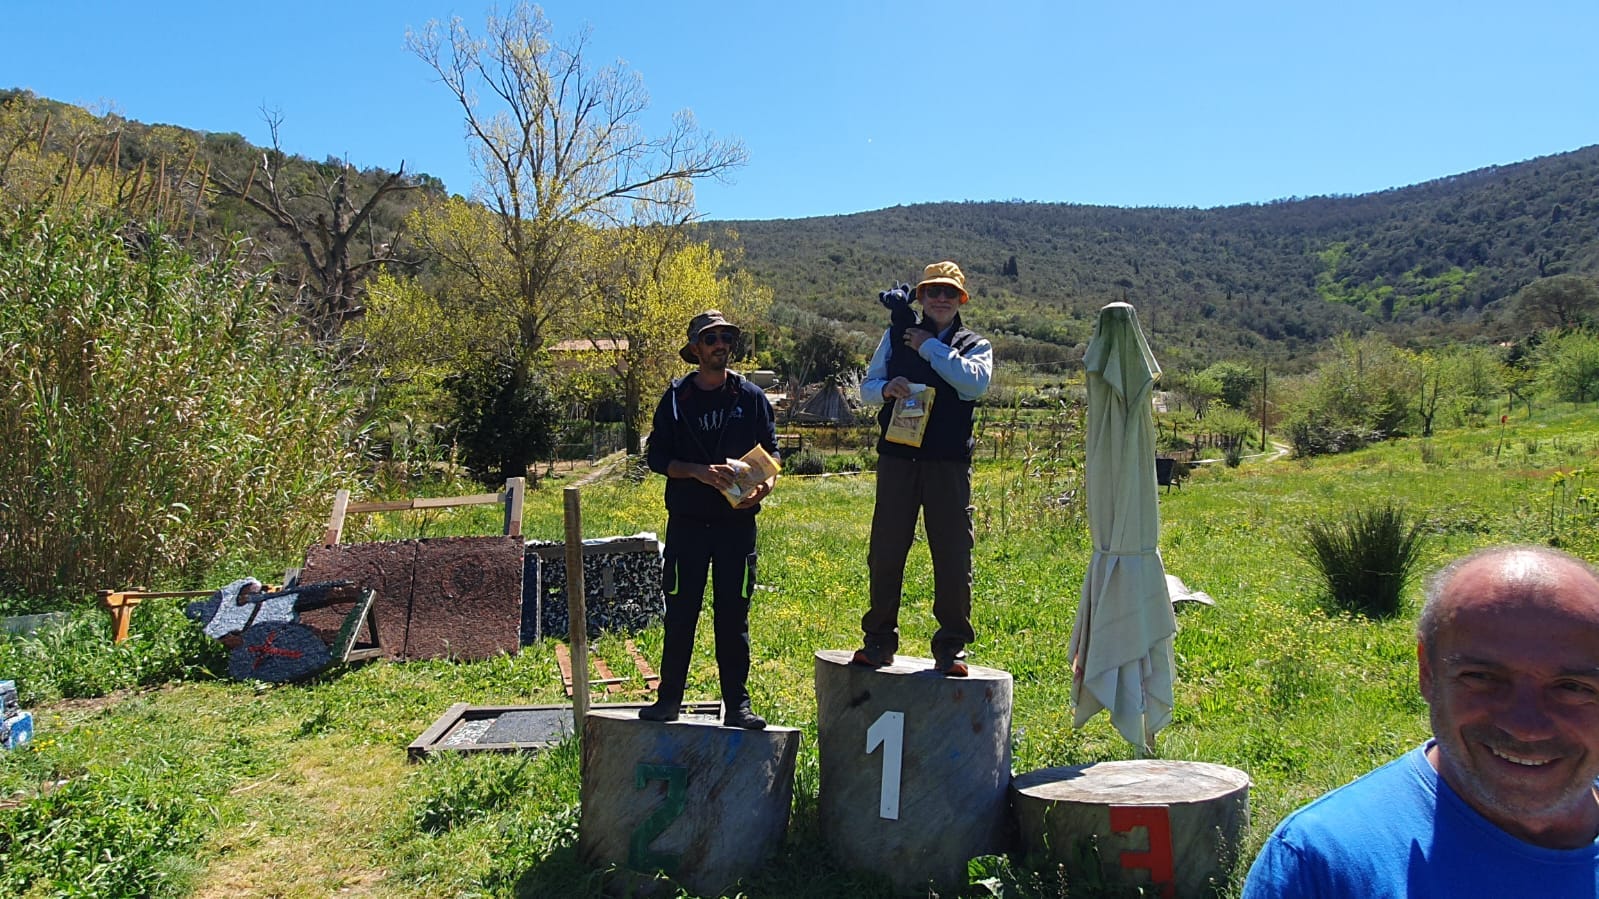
[98,588,213,643]
[502,477,525,537]
[1011,760,1251,899]
[97,590,142,643]
[813,649,1013,894]
[564,487,589,727]
[580,709,801,896]
[322,489,350,545]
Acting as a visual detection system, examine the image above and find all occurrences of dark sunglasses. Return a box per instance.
[921,285,962,301]
[698,330,737,346]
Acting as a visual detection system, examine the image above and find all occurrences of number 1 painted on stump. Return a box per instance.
[866,710,905,820]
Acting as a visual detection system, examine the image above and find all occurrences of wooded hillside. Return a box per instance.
[7,87,1599,373]
[704,146,1599,370]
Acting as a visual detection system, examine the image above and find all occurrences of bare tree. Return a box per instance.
[208,110,417,339]
[406,3,747,353]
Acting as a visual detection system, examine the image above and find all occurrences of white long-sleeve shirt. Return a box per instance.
[859,324,993,405]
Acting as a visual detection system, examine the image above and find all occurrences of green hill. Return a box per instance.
[704,145,1599,370]
[9,88,1598,372]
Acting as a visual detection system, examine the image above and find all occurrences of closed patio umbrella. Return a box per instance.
[1067,302,1177,752]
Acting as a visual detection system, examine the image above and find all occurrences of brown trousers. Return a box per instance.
[861,455,976,654]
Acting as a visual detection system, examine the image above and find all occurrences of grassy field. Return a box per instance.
[1,405,1596,897]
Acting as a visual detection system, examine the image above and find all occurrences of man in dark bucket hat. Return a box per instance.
[678,310,738,364]
[641,309,779,729]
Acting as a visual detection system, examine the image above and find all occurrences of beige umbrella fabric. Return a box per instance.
[1067,302,1177,752]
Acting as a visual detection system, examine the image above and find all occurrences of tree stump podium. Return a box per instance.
[579,709,802,896]
[814,649,1013,894]
[1011,759,1251,899]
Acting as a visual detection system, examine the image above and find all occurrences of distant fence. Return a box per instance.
[547,421,627,466]
[776,409,1087,463]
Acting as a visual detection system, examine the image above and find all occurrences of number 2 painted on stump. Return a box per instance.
[630,763,688,873]
[865,710,905,820]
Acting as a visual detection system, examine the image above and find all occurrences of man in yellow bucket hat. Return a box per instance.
[852,261,993,676]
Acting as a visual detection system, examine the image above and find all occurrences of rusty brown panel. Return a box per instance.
[299,541,420,660]
[404,536,523,661]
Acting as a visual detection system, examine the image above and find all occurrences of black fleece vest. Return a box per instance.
[876,318,983,461]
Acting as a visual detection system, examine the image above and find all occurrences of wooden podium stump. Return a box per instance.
[1011,759,1251,899]
[814,649,1013,894]
[579,709,802,896]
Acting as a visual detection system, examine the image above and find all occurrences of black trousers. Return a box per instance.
[655,516,758,710]
[862,454,976,655]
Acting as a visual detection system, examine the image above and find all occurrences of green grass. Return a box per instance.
[0,405,1596,896]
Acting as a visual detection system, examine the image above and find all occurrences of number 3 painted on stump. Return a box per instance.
[866,710,905,820]
[630,763,688,873]
[1110,805,1175,899]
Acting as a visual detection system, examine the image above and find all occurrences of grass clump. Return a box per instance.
[1298,503,1428,619]
[785,448,827,475]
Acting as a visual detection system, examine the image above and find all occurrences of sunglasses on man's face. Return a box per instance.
[921,285,962,301]
[699,330,737,346]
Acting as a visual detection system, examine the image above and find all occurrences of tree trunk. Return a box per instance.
[1011,759,1251,898]
[579,709,801,896]
[813,649,1013,894]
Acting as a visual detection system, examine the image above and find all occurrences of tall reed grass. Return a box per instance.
[0,206,363,601]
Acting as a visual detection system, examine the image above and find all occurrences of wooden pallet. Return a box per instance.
[555,640,661,697]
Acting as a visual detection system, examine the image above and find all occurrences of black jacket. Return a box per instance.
[647,371,779,522]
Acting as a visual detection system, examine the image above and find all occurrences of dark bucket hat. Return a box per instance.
[680,309,741,364]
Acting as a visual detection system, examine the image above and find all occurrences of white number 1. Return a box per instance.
[866,710,905,820]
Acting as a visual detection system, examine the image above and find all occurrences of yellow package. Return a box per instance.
[884,386,936,447]
[722,443,781,506]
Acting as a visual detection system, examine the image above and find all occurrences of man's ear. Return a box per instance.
[1417,639,1435,702]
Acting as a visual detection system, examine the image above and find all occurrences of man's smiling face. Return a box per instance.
[695,328,736,370]
[1420,552,1599,848]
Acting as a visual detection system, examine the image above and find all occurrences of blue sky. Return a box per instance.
[5,1,1597,220]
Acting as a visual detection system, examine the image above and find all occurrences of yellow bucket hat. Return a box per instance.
[915,260,968,304]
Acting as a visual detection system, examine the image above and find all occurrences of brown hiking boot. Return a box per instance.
[934,647,969,677]
[851,644,895,668]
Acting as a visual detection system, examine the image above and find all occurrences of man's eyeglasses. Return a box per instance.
[921,285,962,301]
[698,330,737,346]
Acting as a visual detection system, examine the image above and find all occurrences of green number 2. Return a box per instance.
[630,763,688,873]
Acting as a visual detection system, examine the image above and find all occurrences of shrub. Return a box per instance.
[1285,417,1382,458]
[786,448,826,475]
[825,449,875,473]
[1534,329,1599,403]
[0,207,363,598]
[444,351,559,484]
[1297,503,1428,619]
[0,601,222,705]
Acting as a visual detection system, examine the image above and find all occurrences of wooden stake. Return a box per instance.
[563,487,589,730]
[503,477,524,537]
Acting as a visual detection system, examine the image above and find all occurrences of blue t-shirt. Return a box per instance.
[1243,741,1599,898]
